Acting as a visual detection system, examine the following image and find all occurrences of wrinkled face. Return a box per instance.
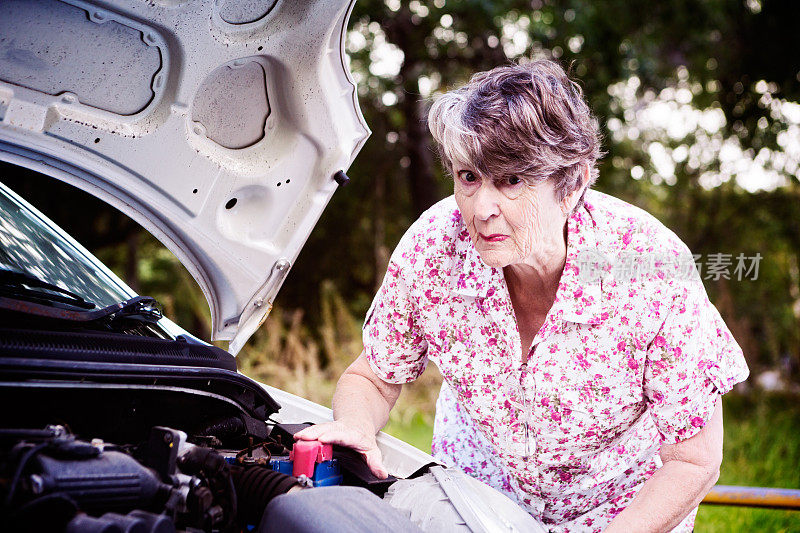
[453,165,569,268]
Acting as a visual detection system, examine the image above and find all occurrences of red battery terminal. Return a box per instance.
[289,440,333,478]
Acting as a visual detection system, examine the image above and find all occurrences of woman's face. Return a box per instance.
[452,164,569,269]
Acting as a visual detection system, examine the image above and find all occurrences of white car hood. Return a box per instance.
[0,0,369,353]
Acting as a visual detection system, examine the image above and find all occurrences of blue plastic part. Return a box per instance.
[270,458,293,476]
[269,457,342,487]
[312,459,342,487]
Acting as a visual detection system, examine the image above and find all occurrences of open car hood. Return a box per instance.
[0,0,369,354]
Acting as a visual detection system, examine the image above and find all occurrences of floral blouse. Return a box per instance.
[363,190,749,532]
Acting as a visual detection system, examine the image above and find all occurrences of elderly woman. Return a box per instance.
[296,59,749,532]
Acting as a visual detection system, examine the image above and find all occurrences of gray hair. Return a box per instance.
[427,59,603,208]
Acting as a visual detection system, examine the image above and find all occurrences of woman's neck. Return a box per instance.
[503,221,568,303]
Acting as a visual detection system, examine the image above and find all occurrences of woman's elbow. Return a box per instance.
[661,397,724,489]
[710,464,721,485]
[695,414,724,492]
[704,450,722,488]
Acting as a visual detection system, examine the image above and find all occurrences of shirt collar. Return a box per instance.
[453,226,497,298]
[453,202,606,325]
[552,203,606,325]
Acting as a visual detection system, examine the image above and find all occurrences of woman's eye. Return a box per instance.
[507,176,522,185]
[459,171,478,183]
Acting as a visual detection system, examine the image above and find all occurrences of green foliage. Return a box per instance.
[696,393,800,531]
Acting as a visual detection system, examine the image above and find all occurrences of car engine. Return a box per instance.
[0,420,396,532]
[0,326,397,533]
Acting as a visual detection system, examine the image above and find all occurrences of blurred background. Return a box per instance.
[3,0,799,530]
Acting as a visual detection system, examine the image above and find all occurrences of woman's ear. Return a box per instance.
[562,164,591,214]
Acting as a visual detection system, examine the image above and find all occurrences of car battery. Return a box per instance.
[270,439,342,487]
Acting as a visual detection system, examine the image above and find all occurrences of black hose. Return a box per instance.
[227,474,238,530]
[199,417,246,438]
[232,466,301,526]
[3,442,48,508]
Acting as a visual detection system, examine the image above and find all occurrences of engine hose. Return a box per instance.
[199,417,246,438]
[232,466,301,526]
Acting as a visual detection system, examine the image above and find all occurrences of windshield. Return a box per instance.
[0,182,131,308]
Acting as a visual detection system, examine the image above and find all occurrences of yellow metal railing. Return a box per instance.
[702,485,800,510]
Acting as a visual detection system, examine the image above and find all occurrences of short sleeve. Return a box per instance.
[362,255,429,385]
[643,277,749,444]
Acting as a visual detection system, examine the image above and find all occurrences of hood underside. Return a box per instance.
[0,0,370,354]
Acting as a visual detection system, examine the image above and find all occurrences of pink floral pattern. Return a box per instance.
[363,190,749,532]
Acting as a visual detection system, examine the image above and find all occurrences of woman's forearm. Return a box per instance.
[332,374,393,434]
[604,458,719,532]
[295,353,401,479]
[606,397,724,532]
[332,352,402,436]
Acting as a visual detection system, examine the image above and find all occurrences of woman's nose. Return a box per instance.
[473,183,501,221]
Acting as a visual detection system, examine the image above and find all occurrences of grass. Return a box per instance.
[694,394,800,532]
[236,286,799,532]
[384,409,436,452]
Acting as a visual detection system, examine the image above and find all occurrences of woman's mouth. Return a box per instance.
[479,233,509,243]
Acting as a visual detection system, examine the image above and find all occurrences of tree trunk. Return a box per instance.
[401,94,438,216]
[387,7,439,217]
[372,168,390,292]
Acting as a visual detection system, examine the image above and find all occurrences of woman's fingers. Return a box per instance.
[293,421,387,478]
[316,428,387,479]
[363,447,389,479]
[293,422,367,453]
[295,421,364,442]
[315,425,369,449]
[295,422,361,448]
[293,423,327,441]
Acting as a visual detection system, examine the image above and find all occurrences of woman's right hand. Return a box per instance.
[294,352,401,480]
[294,418,388,479]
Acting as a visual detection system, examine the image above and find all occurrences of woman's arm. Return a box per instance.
[294,351,402,479]
[605,396,723,532]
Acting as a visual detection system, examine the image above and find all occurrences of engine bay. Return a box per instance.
[0,421,398,532]
[0,327,400,532]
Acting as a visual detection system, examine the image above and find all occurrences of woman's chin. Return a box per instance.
[476,249,514,269]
